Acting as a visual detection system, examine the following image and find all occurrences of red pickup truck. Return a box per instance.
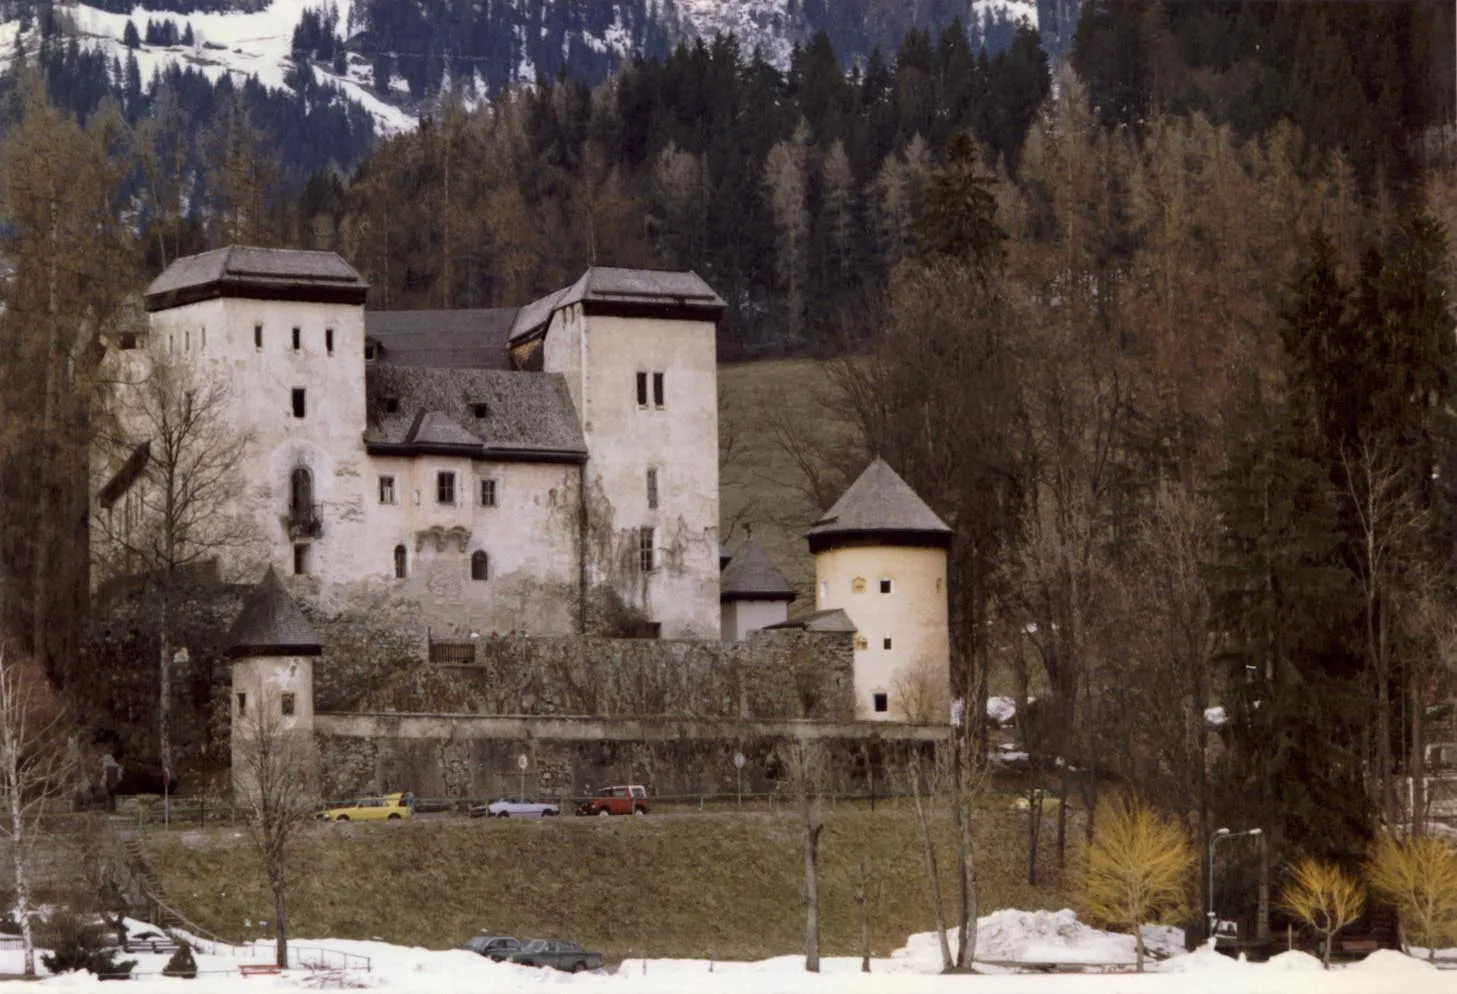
[576,785,648,817]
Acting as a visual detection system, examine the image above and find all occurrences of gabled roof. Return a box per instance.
[364,309,517,369]
[806,458,952,553]
[146,247,368,312]
[365,366,586,462]
[509,267,726,342]
[720,541,796,603]
[763,609,857,634]
[226,566,323,658]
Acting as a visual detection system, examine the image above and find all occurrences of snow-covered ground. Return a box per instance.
[0,0,417,135]
[0,908,1452,992]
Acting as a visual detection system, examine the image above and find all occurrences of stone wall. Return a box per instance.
[338,628,856,721]
[313,713,945,800]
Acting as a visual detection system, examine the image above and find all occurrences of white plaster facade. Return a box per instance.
[97,250,724,642]
[721,599,789,641]
[814,545,951,722]
[543,306,721,639]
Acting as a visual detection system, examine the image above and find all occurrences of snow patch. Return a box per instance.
[1345,949,1437,972]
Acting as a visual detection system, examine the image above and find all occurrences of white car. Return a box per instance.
[470,797,560,818]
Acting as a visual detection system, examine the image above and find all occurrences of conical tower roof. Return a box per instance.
[720,541,796,603]
[226,566,323,658]
[805,458,952,553]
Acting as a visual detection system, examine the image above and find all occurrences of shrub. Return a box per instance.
[1079,796,1195,972]
[163,941,198,979]
[1367,835,1457,960]
[40,912,136,979]
[1280,859,1365,968]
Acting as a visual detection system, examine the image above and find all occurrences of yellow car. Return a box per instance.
[318,793,413,822]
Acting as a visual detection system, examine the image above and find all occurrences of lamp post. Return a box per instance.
[1208,827,1263,940]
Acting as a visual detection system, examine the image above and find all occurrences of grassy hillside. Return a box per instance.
[144,801,1073,962]
[718,359,849,610]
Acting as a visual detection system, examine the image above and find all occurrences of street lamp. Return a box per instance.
[1208,827,1263,940]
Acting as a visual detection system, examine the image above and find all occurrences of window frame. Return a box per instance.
[293,543,309,575]
[281,692,296,716]
[237,692,247,715]
[653,371,665,408]
[471,549,489,581]
[872,692,888,714]
[254,324,263,350]
[292,388,306,419]
[880,579,892,594]
[379,475,396,505]
[393,544,407,579]
[636,371,648,408]
[638,526,655,573]
[291,326,301,351]
[646,467,658,510]
[479,479,497,508]
[437,471,457,506]
[325,327,334,355]
[882,637,893,650]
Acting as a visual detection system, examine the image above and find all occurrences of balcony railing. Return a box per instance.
[287,502,323,539]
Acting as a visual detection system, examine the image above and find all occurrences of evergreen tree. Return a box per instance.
[122,20,139,49]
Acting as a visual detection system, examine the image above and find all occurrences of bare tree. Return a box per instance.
[905,748,952,971]
[232,696,318,968]
[94,357,254,798]
[779,735,827,972]
[0,646,77,977]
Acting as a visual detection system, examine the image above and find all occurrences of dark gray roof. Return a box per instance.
[146,247,368,311]
[365,309,517,370]
[806,459,952,551]
[226,566,322,657]
[763,609,856,634]
[365,367,586,461]
[510,267,726,341]
[720,541,796,602]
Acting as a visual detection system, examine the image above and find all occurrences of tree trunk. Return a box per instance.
[1026,786,1042,886]
[1411,674,1426,837]
[910,760,952,971]
[1322,930,1333,969]
[857,859,870,973]
[951,736,970,968]
[1134,926,1145,973]
[803,815,822,973]
[1055,768,1068,869]
[9,763,34,978]
[271,880,288,969]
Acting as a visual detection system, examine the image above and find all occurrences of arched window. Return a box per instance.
[394,544,407,579]
[290,467,313,513]
[471,550,489,581]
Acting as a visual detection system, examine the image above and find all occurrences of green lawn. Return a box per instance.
[143,799,1073,963]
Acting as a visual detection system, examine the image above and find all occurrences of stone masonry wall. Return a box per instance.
[339,629,855,721]
[314,713,944,801]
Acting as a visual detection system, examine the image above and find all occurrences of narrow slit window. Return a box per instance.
[636,372,648,407]
[292,388,306,418]
[254,324,263,350]
[293,543,308,575]
[471,550,489,581]
[237,692,247,716]
[653,372,665,408]
[281,693,296,716]
[646,468,658,510]
[394,544,407,579]
[437,471,456,505]
[325,328,334,355]
[292,326,301,351]
[200,327,206,351]
[638,526,655,573]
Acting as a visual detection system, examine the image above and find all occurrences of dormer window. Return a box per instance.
[473,402,489,418]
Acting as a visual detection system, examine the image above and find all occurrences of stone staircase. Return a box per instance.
[121,836,181,930]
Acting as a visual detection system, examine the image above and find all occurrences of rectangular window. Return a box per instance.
[379,476,396,505]
[880,579,892,594]
[292,388,306,418]
[646,468,658,510]
[254,324,262,350]
[119,333,137,350]
[479,479,497,507]
[653,372,665,408]
[293,543,309,575]
[883,637,893,650]
[237,692,247,716]
[281,693,296,716]
[292,326,301,351]
[638,526,655,573]
[636,372,648,408]
[383,396,399,414]
[437,471,456,505]
[325,328,334,355]
[873,692,888,713]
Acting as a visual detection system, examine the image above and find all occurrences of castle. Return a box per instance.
[94,247,952,774]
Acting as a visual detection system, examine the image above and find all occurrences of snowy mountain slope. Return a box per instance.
[0,0,417,134]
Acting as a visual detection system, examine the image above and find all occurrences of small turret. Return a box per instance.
[719,540,796,639]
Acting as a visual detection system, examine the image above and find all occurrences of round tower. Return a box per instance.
[226,566,323,801]
[806,459,951,722]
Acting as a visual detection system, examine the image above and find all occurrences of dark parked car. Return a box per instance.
[464,935,521,961]
[506,938,604,972]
